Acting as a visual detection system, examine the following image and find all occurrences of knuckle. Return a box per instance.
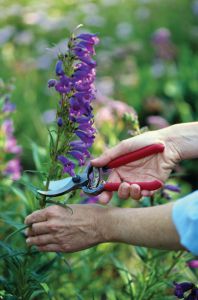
[47,222,58,232]
[46,205,60,217]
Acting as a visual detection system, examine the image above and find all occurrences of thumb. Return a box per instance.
[91,134,148,167]
[91,140,130,167]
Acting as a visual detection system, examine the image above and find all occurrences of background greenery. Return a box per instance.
[0,0,198,299]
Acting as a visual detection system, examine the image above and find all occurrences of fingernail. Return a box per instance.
[26,238,31,244]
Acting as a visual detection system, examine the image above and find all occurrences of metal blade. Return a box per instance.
[44,177,72,191]
[38,179,76,197]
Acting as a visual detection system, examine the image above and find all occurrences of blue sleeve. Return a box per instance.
[172,190,198,255]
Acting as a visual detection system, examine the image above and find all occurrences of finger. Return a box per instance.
[118,182,130,199]
[25,209,47,225]
[129,184,142,200]
[37,244,63,252]
[26,222,50,236]
[98,171,121,204]
[26,234,52,246]
[98,191,113,204]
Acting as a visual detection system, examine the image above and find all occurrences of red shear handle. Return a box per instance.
[104,180,163,192]
[106,143,165,169]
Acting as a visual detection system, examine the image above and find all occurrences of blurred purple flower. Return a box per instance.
[48,79,57,88]
[2,98,16,113]
[1,81,22,181]
[5,136,22,154]
[42,109,56,124]
[188,260,198,269]
[4,159,21,181]
[152,27,176,60]
[164,184,181,193]
[81,195,99,204]
[174,281,194,299]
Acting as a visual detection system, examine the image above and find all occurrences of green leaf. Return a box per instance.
[4,224,29,242]
[40,282,50,294]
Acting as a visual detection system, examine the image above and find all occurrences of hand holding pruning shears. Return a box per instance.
[38,127,180,203]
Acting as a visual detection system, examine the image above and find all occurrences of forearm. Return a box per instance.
[162,122,198,160]
[100,203,184,251]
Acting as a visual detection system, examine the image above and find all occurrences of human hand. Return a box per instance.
[25,204,106,253]
[91,127,181,203]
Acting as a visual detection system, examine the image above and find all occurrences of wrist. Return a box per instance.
[160,123,198,161]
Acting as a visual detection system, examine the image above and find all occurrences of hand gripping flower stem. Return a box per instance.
[25,202,185,253]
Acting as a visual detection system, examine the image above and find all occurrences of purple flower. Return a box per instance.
[5,136,22,154]
[57,117,63,127]
[48,79,57,88]
[174,282,194,299]
[186,288,198,300]
[55,60,64,76]
[188,260,198,269]
[47,31,99,176]
[69,140,90,158]
[57,156,75,177]
[75,130,95,146]
[81,195,99,204]
[69,150,85,166]
[4,158,21,181]
[2,98,16,113]
[2,119,14,136]
[55,75,71,94]
[76,33,100,45]
[164,184,181,193]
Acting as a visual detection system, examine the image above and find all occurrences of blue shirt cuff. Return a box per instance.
[172,190,198,255]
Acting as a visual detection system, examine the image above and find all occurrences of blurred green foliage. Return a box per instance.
[1,0,198,299]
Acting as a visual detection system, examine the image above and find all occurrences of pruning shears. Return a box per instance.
[37,143,165,197]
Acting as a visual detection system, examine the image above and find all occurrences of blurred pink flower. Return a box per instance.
[95,92,136,126]
[147,115,169,129]
[5,137,22,154]
[188,260,198,268]
[4,158,21,180]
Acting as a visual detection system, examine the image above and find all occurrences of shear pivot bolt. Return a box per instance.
[72,175,81,183]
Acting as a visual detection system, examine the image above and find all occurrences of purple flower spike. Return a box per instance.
[55,60,64,76]
[48,31,99,174]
